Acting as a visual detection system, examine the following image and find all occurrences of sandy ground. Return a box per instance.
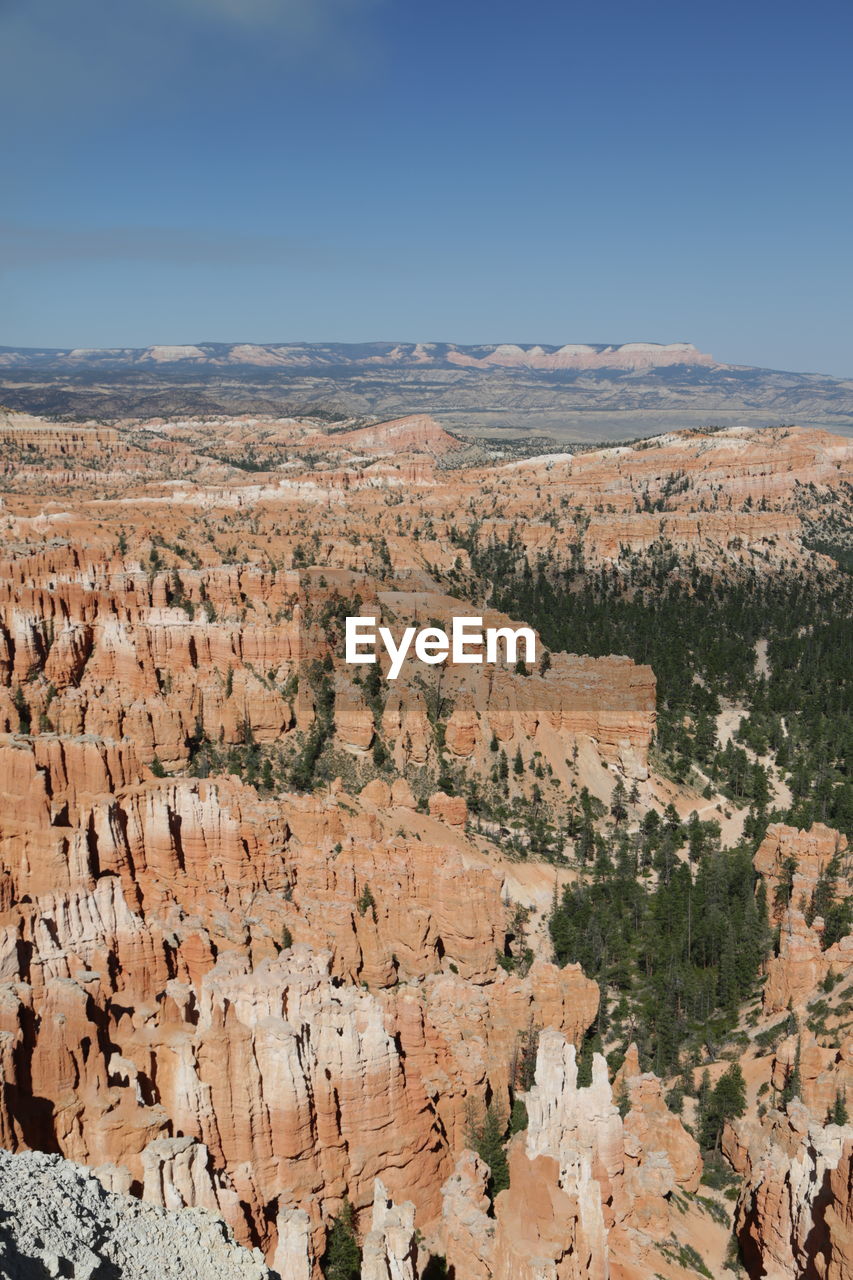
[755,637,770,678]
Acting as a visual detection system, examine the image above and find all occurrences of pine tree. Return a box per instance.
[782,1038,802,1110]
[514,1020,539,1092]
[576,821,595,865]
[832,1089,849,1126]
[715,1061,747,1124]
[357,883,376,919]
[610,778,627,824]
[323,1198,361,1280]
[697,1070,713,1147]
[700,1062,746,1150]
[754,881,772,959]
[775,856,798,910]
[807,871,835,927]
[12,686,30,734]
[508,1098,528,1134]
[468,1104,509,1202]
[824,900,853,949]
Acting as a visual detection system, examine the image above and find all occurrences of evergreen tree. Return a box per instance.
[513,1020,539,1092]
[474,530,852,839]
[12,686,30,734]
[468,1104,509,1202]
[610,778,628,825]
[357,883,376,919]
[715,1061,747,1125]
[700,1062,746,1150]
[782,1038,803,1110]
[508,1098,528,1134]
[323,1199,361,1280]
[832,1089,849,1126]
[697,1070,712,1145]
[824,900,853,949]
[550,837,771,1072]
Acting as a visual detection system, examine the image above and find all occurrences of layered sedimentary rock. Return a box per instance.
[0,412,851,1275]
[327,413,462,456]
[756,822,851,926]
[0,558,655,780]
[442,1031,702,1279]
[826,1141,853,1280]
[725,1103,853,1280]
[616,1042,703,1194]
[441,1150,495,1280]
[755,824,852,1012]
[0,716,599,1265]
[361,1179,419,1280]
[771,1033,853,1126]
[723,820,853,1277]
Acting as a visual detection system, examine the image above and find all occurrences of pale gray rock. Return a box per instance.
[0,1148,273,1280]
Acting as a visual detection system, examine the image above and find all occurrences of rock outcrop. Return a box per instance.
[361,1179,419,1280]
[1,411,851,1277]
[771,1033,853,1125]
[0,1147,272,1279]
[755,824,852,1012]
[756,823,850,926]
[442,1031,702,1279]
[0,728,599,1265]
[725,1103,853,1280]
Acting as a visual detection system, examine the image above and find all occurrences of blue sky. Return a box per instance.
[1,0,851,375]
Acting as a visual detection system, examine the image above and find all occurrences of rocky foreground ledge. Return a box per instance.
[0,1148,271,1280]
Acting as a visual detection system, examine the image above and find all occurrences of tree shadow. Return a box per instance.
[422,1256,453,1280]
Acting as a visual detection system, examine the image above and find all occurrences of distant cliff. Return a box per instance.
[2,339,852,438]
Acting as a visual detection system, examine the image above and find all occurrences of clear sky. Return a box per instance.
[1,0,851,375]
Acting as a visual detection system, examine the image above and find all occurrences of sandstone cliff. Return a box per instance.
[442,1031,702,1279]
[0,411,851,1277]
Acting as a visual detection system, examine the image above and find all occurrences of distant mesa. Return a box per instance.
[0,339,719,371]
[5,339,851,440]
[446,340,718,372]
[142,345,208,363]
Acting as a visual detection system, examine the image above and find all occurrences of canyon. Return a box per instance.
[0,407,851,1276]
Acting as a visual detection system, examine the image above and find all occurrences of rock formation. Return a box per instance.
[0,410,850,1276]
[755,824,852,1012]
[361,1179,419,1280]
[0,1147,272,1279]
[725,1103,853,1279]
[442,1031,702,1279]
